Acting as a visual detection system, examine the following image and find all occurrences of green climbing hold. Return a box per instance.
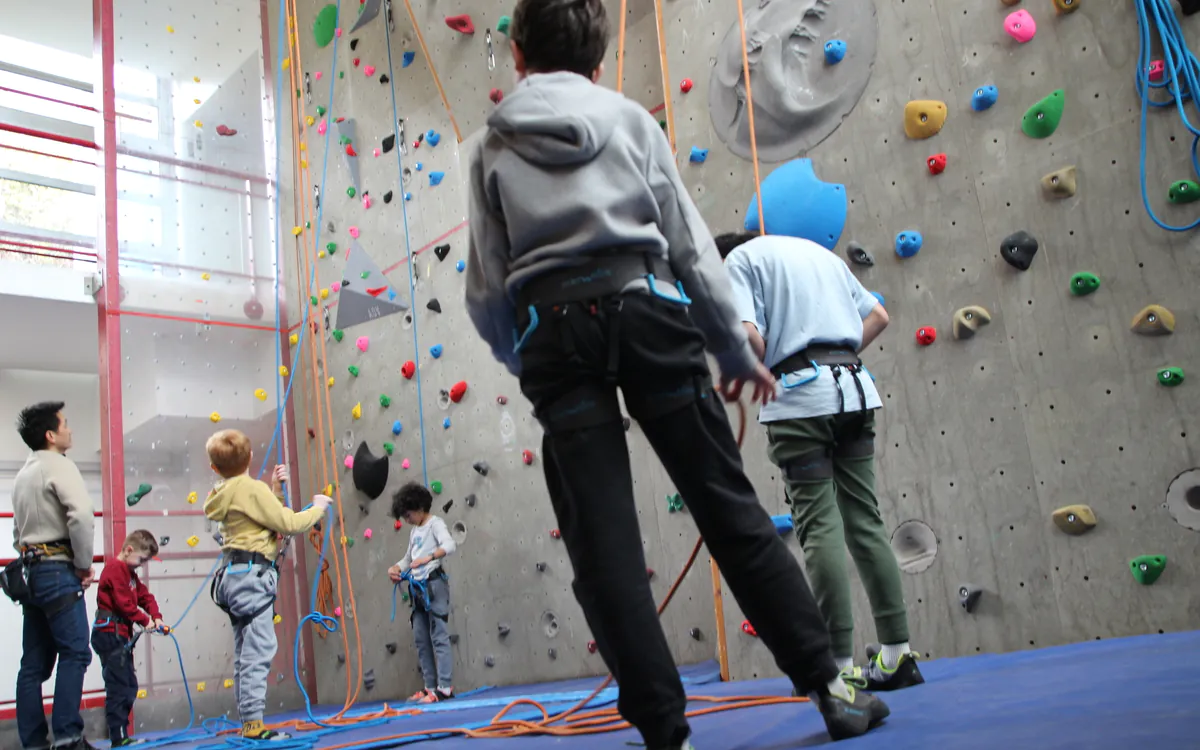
[346,537,355,548]
[431,481,443,494]
[339,71,344,79]
[305,221,311,229]
[401,590,410,602]
[1167,180,1200,204]
[332,329,344,342]
[1021,89,1065,139]
[659,120,667,131]
[380,394,392,407]
[497,14,511,35]
[126,482,152,507]
[317,106,327,117]
[296,88,301,99]
[1157,367,1185,387]
[1129,554,1166,585]
[1069,272,1100,296]
[339,135,349,146]
[347,186,356,198]
[348,365,360,377]
[383,442,394,455]
[313,4,338,48]
[310,295,318,306]
[360,270,370,279]
[326,242,337,254]
[666,492,684,513]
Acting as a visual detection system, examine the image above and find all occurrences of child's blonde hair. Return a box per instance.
[206,429,252,478]
[124,529,159,558]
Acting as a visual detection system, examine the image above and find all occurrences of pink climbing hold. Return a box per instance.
[344,455,354,469]
[335,28,342,38]
[373,147,380,157]
[489,88,503,104]
[363,194,372,209]
[364,64,376,76]
[356,336,369,352]
[1004,10,1036,43]
[317,120,327,135]
[349,226,360,238]
[334,606,343,616]
[331,281,341,292]
[363,528,373,540]
[402,459,411,469]
[315,71,323,80]
[1149,60,1165,82]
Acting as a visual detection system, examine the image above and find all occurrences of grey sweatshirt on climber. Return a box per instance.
[464,71,756,380]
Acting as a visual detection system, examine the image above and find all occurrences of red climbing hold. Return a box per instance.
[496,395,508,405]
[366,285,388,297]
[680,78,693,93]
[394,519,403,530]
[345,144,358,157]
[741,620,758,637]
[215,124,237,137]
[445,14,475,34]
[401,360,416,379]
[916,326,937,346]
[927,153,947,175]
[449,380,468,403]
[646,567,656,580]
[550,528,562,540]
[586,640,598,654]
[413,132,425,149]
[489,88,503,104]
[307,428,316,439]
[353,57,360,67]
[522,449,535,465]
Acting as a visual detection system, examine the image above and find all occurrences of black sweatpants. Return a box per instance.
[518,293,839,748]
[91,629,138,742]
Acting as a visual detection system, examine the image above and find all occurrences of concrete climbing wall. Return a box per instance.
[283,0,1200,699]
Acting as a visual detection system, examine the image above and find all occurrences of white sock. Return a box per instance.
[880,642,911,669]
[834,656,854,672]
[824,675,852,702]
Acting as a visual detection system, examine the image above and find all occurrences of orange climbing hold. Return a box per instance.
[445,14,475,34]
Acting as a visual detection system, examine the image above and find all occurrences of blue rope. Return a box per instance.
[1134,0,1200,230]
[292,503,340,729]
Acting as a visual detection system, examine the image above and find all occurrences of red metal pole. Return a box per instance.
[0,121,99,150]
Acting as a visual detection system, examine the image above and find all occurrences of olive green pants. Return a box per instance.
[766,411,909,659]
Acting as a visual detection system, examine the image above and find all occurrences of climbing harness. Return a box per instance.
[1,542,81,613]
[209,550,279,628]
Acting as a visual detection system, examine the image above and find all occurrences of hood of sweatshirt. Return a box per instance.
[203,475,248,522]
[486,72,616,166]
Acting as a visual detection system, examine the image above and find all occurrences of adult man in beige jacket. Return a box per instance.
[11,402,97,750]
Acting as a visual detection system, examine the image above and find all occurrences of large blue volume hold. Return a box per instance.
[745,158,847,250]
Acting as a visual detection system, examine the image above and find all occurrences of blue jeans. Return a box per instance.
[16,561,92,749]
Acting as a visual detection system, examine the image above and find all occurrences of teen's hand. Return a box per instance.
[388,564,403,582]
[153,619,169,633]
[75,567,95,589]
[312,494,333,512]
[720,361,778,405]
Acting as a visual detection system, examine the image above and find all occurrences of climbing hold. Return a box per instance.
[1004,9,1036,42]
[349,226,360,238]
[430,344,443,358]
[666,492,684,512]
[824,39,847,64]
[381,134,395,155]
[194,119,203,128]
[332,329,344,342]
[915,327,937,346]
[380,394,392,407]
[402,51,415,67]
[689,628,703,641]
[330,282,341,293]
[449,381,468,403]
[959,584,983,613]
[536,561,546,572]
[586,640,597,654]
[126,483,152,507]
[187,491,198,505]
[1021,90,1065,139]
[846,242,874,266]
[456,260,466,273]
[363,194,372,209]
[354,442,389,499]
[1000,230,1039,270]
[402,459,411,470]
[689,147,709,164]
[383,443,394,456]
[498,623,510,637]
[314,4,338,47]
[328,377,335,388]
[224,678,234,688]
[334,606,344,617]
[522,449,535,466]
[344,455,354,470]
[348,365,360,377]
[465,494,477,508]
[623,416,632,431]
[550,529,562,539]
[352,402,362,420]
[429,172,445,186]
[166,24,175,33]
[401,361,416,379]
[1041,166,1078,199]
[426,130,441,147]
[363,65,376,77]
[646,568,656,580]
[426,298,442,314]
[255,388,268,401]
[473,461,490,477]
[484,655,495,667]
[210,412,221,423]
[215,125,237,137]
[345,144,358,158]
[971,85,999,111]
[363,669,375,690]
[1053,0,1080,14]
[1052,504,1097,535]
[392,421,403,436]
[404,192,412,201]
[1131,304,1175,335]
[496,395,508,405]
[431,481,443,495]
[903,100,948,140]
[496,14,511,35]
[952,306,992,340]
[442,499,453,514]
[201,272,211,281]
[1069,272,1100,296]
[445,14,475,34]
[317,120,327,135]
[385,642,395,654]
[1168,180,1200,204]
[352,57,360,68]
[741,620,758,637]
[355,336,369,352]
[895,231,923,258]
[1157,367,1186,386]
[1129,555,1167,585]
[187,535,200,548]
[745,158,846,249]
[137,689,147,699]
[442,417,451,429]
[489,88,503,104]
[383,190,393,204]
[196,682,206,692]
[433,244,451,261]
[927,153,947,175]
[394,519,403,530]
[771,515,794,535]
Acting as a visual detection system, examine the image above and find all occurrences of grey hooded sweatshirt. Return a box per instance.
[464,71,755,380]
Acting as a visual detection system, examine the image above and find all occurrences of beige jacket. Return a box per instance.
[203,474,321,561]
[12,451,95,569]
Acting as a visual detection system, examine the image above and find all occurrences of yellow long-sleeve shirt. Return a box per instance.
[203,474,321,561]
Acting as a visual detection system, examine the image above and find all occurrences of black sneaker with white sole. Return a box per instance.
[806,681,890,741]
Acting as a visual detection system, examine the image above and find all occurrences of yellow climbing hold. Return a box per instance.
[279,365,290,377]
[323,484,333,495]
[289,333,299,345]
[201,273,210,280]
[282,57,291,70]
[952,306,992,340]
[224,678,234,689]
[186,535,200,547]
[209,412,221,423]
[193,76,200,83]
[318,250,326,259]
[328,377,335,387]
[194,120,202,128]
[254,388,268,401]
[903,100,948,139]
[299,143,307,151]
[352,402,362,420]
[341,535,349,545]
[273,614,282,624]
[300,159,308,169]
[320,288,330,300]
[1131,304,1175,336]
[292,226,303,236]
[306,115,315,127]
[166,25,175,33]
[138,689,147,699]
[197,682,206,692]
[1052,504,1097,535]
[187,491,198,504]
[193,98,201,105]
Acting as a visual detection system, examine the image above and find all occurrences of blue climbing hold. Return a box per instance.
[402,51,415,67]
[415,162,423,171]
[430,344,443,358]
[388,289,397,301]
[392,421,402,435]
[430,172,445,186]
[442,417,451,429]
[456,260,466,272]
[895,231,922,258]
[745,158,847,250]
[971,85,999,112]
[771,514,794,535]
[689,146,708,163]
[823,39,847,65]
[870,291,885,306]
[404,192,412,201]
[426,130,441,147]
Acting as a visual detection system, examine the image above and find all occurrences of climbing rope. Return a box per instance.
[400,0,463,143]
[652,0,677,154]
[616,0,628,92]
[735,0,766,233]
[1134,0,1200,230]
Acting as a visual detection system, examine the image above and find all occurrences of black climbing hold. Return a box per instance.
[484,655,495,667]
[363,668,375,690]
[385,643,397,655]
[380,74,389,84]
[465,493,477,508]
[341,279,350,288]
[442,499,453,513]
[473,461,490,476]
[159,536,170,547]
[337,654,345,664]
[847,241,875,266]
[959,584,983,613]
[350,38,359,50]
[381,135,395,154]
[449,633,460,645]
[548,648,557,660]
[427,298,442,313]
[1000,231,1038,270]
[327,221,336,234]
[433,243,451,261]
[622,417,631,432]
[383,190,393,204]
[352,442,389,500]
[498,623,510,637]
[689,627,702,640]
[536,561,547,572]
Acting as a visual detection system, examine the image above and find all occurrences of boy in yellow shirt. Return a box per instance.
[203,429,330,741]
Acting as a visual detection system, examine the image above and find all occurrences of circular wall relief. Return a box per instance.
[890,519,938,574]
[1165,468,1200,531]
[541,610,560,639]
[451,521,468,545]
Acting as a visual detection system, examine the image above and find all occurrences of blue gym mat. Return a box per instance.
[128,630,1200,749]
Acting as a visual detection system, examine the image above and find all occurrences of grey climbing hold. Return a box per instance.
[1000,230,1038,270]
[337,654,345,664]
[689,627,703,641]
[548,648,557,660]
[484,655,495,667]
[158,536,170,547]
[427,298,442,313]
[847,241,874,266]
[622,417,631,432]
[465,493,477,508]
[498,623,510,637]
[536,561,547,572]
[385,642,397,654]
[473,461,490,476]
[959,584,983,613]
[363,668,376,690]
[449,633,460,645]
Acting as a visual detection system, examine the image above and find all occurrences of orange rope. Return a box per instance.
[652,0,677,154]
[616,0,628,92]
[400,0,463,143]
[735,0,766,233]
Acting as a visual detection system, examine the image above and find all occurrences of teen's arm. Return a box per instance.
[241,482,322,535]
[860,305,889,351]
[464,142,520,376]
[106,565,151,627]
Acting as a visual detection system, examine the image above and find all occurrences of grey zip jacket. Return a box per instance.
[464,71,756,380]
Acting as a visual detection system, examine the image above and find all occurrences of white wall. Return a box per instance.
[0,369,101,462]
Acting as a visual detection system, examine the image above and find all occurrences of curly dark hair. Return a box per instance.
[713,232,760,260]
[512,0,609,77]
[390,481,433,519]
[16,401,65,451]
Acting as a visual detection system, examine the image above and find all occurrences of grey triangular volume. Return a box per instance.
[336,240,410,331]
[337,118,362,194]
[350,0,382,32]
